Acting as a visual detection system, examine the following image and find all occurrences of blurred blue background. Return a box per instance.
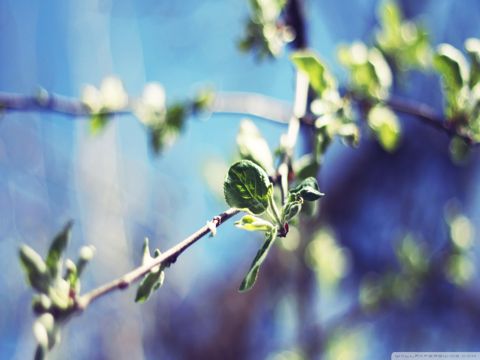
[2,0,480,359]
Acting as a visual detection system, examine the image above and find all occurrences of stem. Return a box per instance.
[268,195,283,228]
[276,70,310,204]
[76,208,240,310]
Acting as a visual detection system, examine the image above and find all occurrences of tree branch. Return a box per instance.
[348,91,480,146]
[76,208,240,310]
[0,91,292,125]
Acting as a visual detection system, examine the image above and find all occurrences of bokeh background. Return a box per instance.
[2,0,480,359]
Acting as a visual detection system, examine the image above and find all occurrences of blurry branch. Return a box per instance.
[211,92,292,124]
[348,91,480,146]
[0,91,291,125]
[1,89,478,145]
[76,208,239,310]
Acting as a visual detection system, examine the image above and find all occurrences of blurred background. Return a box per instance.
[1,0,480,359]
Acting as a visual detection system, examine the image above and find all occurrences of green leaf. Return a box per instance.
[166,103,186,130]
[465,38,480,88]
[367,105,401,152]
[224,160,273,215]
[46,221,73,278]
[239,229,277,292]
[289,177,324,201]
[192,87,215,113]
[135,241,165,303]
[89,113,109,134]
[434,44,468,91]
[338,43,392,99]
[282,197,303,222]
[433,44,469,117]
[235,214,275,232]
[19,245,49,293]
[237,119,275,174]
[291,51,336,97]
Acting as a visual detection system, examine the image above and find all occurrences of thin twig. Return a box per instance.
[76,208,240,310]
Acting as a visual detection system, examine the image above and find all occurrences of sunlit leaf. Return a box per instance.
[367,105,401,152]
[46,221,73,278]
[224,160,273,215]
[291,51,336,97]
[235,214,275,232]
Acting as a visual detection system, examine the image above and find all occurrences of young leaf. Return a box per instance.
[237,119,275,174]
[289,177,324,201]
[282,198,303,222]
[433,44,469,117]
[239,229,277,292]
[135,241,165,303]
[135,266,165,303]
[224,160,273,215]
[291,51,336,97]
[235,215,275,232]
[46,221,73,278]
[367,105,401,152]
[465,38,480,88]
[434,44,468,91]
[19,245,49,293]
[89,113,109,135]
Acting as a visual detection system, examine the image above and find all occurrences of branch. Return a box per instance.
[348,91,480,146]
[76,208,240,310]
[0,91,292,125]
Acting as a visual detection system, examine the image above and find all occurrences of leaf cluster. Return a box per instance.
[18,222,95,359]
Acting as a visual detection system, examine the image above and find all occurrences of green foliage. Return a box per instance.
[19,245,50,293]
[46,221,73,278]
[465,38,480,88]
[367,105,401,152]
[18,223,95,358]
[149,103,187,154]
[239,228,277,291]
[375,0,431,70]
[89,113,109,134]
[291,51,336,97]
[433,44,469,119]
[431,39,480,160]
[224,159,323,291]
[239,0,291,59]
[224,160,273,215]
[338,42,392,99]
[291,50,359,175]
[288,177,324,201]
[235,214,275,232]
[135,239,165,303]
